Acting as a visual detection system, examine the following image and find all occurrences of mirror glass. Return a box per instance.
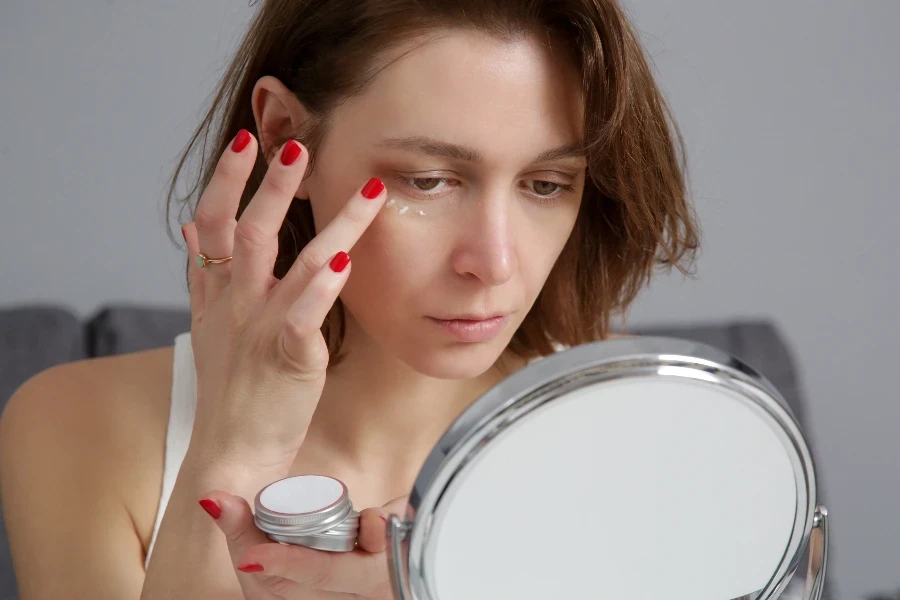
[422,375,800,600]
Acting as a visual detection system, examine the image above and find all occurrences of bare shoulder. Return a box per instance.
[0,346,175,596]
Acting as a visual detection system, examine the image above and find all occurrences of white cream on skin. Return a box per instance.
[384,197,427,217]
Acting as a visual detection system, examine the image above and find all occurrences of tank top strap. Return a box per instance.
[144,331,197,569]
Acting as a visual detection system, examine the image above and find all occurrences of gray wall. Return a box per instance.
[1,2,898,598]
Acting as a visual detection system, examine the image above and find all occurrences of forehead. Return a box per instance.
[335,29,584,160]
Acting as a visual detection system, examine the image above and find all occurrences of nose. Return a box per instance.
[449,194,517,286]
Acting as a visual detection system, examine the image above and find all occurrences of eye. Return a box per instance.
[395,175,458,199]
[526,179,575,204]
[532,180,562,196]
[410,177,445,191]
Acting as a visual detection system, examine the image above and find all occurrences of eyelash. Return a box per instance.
[395,176,575,205]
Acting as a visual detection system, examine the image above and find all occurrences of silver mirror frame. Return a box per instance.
[387,337,828,600]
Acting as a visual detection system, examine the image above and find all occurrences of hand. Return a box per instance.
[200,490,407,599]
[181,131,387,470]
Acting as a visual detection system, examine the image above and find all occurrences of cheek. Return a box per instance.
[342,207,440,301]
[517,207,580,281]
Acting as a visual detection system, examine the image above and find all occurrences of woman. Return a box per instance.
[0,0,698,598]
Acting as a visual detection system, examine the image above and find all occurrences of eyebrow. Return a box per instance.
[374,136,586,165]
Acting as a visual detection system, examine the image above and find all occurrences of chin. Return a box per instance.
[398,338,510,380]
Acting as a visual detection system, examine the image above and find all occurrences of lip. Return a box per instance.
[432,313,506,321]
[427,315,508,343]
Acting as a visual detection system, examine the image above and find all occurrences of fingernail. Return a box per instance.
[329,251,350,273]
[232,129,251,153]
[198,499,222,520]
[237,563,265,573]
[281,140,302,166]
[361,177,385,199]
[379,515,387,525]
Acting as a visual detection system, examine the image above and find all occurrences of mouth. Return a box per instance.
[426,314,509,343]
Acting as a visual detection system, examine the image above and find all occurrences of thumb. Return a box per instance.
[199,491,272,564]
[357,495,410,554]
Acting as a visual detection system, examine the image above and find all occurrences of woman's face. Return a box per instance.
[301,29,586,378]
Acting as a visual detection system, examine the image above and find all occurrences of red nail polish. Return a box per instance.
[199,499,222,519]
[232,129,251,153]
[281,140,302,166]
[361,177,385,199]
[237,563,265,573]
[329,251,350,273]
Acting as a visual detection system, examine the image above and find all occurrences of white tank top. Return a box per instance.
[143,332,564,569]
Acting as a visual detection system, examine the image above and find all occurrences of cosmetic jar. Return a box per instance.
[254,475,359,552]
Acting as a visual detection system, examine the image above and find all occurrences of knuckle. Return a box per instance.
[305,336,330,368]
[212,157,244,183]
[278,330,329,377]
[296,245,328,275]
[308,281,335,307]
[194,206,231,232]
[226,525,251,547]
[266,577,295,596]
[283,311,316,340]
[261,173,293,197]
[343,204,369,229]
[233,219,270,248]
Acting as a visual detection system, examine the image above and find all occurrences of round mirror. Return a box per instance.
[387,337,828,600]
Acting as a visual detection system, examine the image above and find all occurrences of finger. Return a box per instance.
[358,496,409,553]
[279,251,352,373]
[193,129,258,299]
[199,491,279,598]
[181,222,205,323]
[240,542,390,598]
[230,139,310,302]
[198,491,271,567]
[276,176,386,299]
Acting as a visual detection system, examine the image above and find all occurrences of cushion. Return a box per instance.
[86,304,191,357]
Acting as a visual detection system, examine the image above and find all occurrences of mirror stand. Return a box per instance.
[803,506,829,600]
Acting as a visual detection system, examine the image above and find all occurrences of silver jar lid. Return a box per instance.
[254,475,359,552]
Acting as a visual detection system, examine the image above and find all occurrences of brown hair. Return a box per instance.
[165,0,700,364]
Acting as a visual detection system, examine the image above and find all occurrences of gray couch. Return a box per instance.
[0,304,819,600]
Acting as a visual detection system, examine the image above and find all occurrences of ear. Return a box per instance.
[250,75,314,200]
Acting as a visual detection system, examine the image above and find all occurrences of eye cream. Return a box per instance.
[384,197,440,219]
[254,475,359,552]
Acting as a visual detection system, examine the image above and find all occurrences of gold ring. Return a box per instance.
[195,253,233,269]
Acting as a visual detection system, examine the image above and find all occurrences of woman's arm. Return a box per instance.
[0,359,251,599]
[0,363,151,599]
